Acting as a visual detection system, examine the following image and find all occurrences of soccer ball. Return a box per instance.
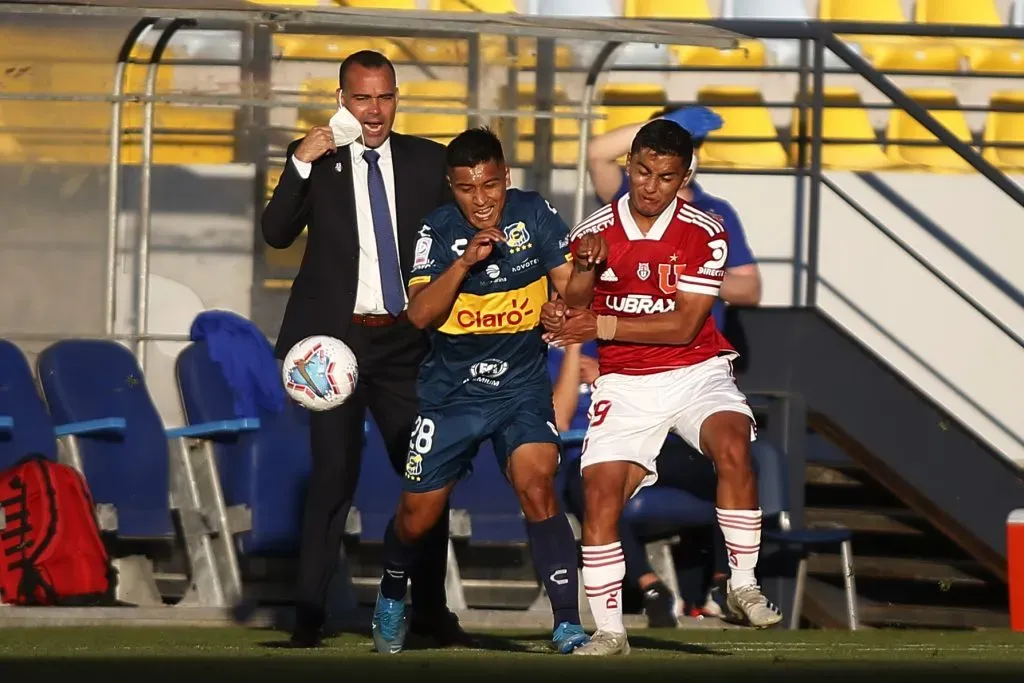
[281,335,358,411]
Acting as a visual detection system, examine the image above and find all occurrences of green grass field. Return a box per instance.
[0,627,1022,682]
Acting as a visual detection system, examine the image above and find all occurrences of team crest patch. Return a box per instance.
[404,451,423,481]
[636,262,651,281]
[503,221,532,253]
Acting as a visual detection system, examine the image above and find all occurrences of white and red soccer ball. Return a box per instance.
[282,336,358,411]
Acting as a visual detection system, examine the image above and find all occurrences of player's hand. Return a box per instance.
[544,307,598,347]
[293,126,337,163]
[541,293,566,333]
[459,227,505,267]
[574,233,608,271]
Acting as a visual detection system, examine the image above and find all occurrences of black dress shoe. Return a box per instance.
[287,623,323,649]
[409,609,478,648]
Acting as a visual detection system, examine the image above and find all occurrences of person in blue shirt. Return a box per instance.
[370,127,589,656]
[587,106,762,328]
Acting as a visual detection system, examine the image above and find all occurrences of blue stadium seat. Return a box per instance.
[37,339,257,606]
[450,441,527,543]
[0,339,126,470]
[176,340,312,556]
[751,439,859,630]
[353,416,402,542]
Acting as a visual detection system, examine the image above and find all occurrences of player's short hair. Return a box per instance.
[446,126,505,170]
[338,50,396,89]
[630,119,695,165]
[648,107,704,150]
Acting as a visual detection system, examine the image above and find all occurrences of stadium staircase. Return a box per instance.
[733,308,1023,629]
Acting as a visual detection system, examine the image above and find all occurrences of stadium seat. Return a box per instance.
[0,340,61,467]
[696,86,789,168]
[722,0,862,69]
[296,78,337,132]
[982,91,1024,170]
[394,80,469,145]
[594,83,667,142]
[885,89,976,172]
[176,340,312,556]
[276,34,402,65]
[790,87,891,170]
[501,84,581,166]
[37,339,256,607]
[754,440,859,630]
[818,0,962,73]
[623,0,766,68]
[914,0,1024,74]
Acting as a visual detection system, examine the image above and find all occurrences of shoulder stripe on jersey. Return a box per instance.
[570,204,615,240]
[679,205,723,238]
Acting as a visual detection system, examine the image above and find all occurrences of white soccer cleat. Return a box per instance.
[572,630,631,656]
[726,583,783,628]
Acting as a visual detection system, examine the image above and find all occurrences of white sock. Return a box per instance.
[581,541,626,634]
[717,507,762,589]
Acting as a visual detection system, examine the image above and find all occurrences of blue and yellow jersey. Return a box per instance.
[409,189,572,409]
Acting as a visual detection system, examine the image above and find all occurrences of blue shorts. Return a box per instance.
[401,394,561,493]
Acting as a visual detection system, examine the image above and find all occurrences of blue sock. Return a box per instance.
[526,513,581,628]
[380,519,419,602]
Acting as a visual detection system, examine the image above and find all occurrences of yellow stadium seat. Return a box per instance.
[336,0,417,8]
[395,80,468,145]
[790,87,891,170]
[696,87,788,169]
[500,85,581,166]
[624,0,766,67]
[885,89,975,172]
[276,35,403,63]
[594,84,666,137]
[914,0,1024,73]
[819,0,962,72]
[983,91,1024,170]
[430,0,517,12]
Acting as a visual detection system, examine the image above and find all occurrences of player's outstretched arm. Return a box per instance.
[563,233,608,308]
[406,227,505,329]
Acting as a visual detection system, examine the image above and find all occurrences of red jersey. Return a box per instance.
[570,194,736,376]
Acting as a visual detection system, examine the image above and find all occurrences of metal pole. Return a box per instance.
[105,19,156,337]
[791,37,809,308]
[136,19,194,368]
[466,33,481,130]
[573,41,621,227]
[804,34,826,308]
[530,37,556,198]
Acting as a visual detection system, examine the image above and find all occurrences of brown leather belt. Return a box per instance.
[352,311,406,327]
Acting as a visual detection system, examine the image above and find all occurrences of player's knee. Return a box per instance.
[512,474,557,522]
[710,436,753,483]
[395,492,445,541]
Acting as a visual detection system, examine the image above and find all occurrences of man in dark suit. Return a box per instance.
[262,50,470,648]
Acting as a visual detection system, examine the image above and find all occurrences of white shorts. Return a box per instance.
[580,355,755,492]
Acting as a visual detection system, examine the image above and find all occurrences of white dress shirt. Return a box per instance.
[291,137,407,315]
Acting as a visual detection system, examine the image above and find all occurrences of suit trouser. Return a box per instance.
[293,318,449,626]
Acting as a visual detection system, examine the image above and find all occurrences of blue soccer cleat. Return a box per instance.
[371,592,408,654]
[551,621,590,653]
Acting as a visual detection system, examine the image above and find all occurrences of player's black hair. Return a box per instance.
[648,106,704,149]
[630,118,695,165]
[338,50,396,89]
[445,126,506,170]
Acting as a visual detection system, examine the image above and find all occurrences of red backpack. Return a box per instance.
[0,456,117,605]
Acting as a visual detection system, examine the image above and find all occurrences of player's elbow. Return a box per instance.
[406,306,433,330]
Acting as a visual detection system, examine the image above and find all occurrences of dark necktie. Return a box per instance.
[363,149,404,317]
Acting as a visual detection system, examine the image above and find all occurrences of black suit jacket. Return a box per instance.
[262,132,452,359]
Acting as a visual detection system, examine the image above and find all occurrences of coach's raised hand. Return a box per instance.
[294,126,338,163]
[459,227,505,266]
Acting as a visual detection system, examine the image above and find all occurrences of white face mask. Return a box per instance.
[329,100,364,147]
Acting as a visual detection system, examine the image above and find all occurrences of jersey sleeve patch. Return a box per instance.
[677,204,728,297]
[409,221,452,286]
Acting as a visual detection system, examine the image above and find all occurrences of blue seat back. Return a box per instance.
[177,341,311,555]
[0,340,57,468]
[750,439,790,520]
[450,441,526,543]
[37,340,172,537]
[354,416,402,541]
